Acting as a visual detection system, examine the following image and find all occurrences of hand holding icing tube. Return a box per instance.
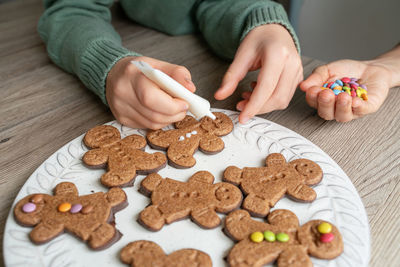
[131,61,216,120]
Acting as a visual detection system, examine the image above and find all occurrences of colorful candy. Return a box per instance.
[70,204,83,214]
[276,233,290,243]
[320,77,368,100]
[317,222,332,234]
[250,232,264,243]
[320,233,335,243]
[22,202,36,213]
[263,231,276,242]
[58,202,72,212]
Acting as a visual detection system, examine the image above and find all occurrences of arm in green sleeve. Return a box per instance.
[196,0,300,60]
[38,0,140,105]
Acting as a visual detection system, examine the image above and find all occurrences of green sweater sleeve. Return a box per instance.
[196,0,300,60]
[38,0,140,105]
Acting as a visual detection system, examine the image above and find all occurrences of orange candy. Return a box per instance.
[58,202,71,212]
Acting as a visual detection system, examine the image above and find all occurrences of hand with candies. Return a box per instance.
[106,56,196,130]
[214,24,303,124]
[300,44,400,122]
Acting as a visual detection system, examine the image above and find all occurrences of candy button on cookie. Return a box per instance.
[70,204,83,214]
[58,202,71,212]
[263,231,276,242]
[318,222,332,234]
[30,194,44,204]
[276,232,289,242]
[22,202,36,213]
[81,205,94,214]
[320,233,335,243]
[250,232,264,243]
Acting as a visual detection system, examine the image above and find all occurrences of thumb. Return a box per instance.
[215,50,255,100]
[300,64,331,92]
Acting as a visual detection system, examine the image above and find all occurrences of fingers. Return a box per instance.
[214,46,255,100]
[335,93,353,122]
[133,74,189,116]
[239,55,284,123]
[316,89,336,120]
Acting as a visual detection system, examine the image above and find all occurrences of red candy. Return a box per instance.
[320,233,334,243]
[327,82,334,88]
[341,77,350,83]
[350,83,358,90]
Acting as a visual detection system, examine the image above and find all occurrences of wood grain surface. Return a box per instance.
[1,0,399,266]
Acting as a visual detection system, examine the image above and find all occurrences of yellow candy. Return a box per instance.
[250,232,264,243]
[333,86,342,91]
[58,202,71,212]
[356,89,362,98]
[344,89,351,95]
[320,87,328,90]
[318,222,332,234]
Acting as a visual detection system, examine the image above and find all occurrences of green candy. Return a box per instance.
[263,231,276,242]
[343,86,351,90]
[276,232,290,243]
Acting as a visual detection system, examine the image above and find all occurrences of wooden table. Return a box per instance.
[1,0,399,266]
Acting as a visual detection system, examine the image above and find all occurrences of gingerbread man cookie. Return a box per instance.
[138,171,242,231]
[146,112,233,168]
[83,125,167,187]
[14,182,127,250]
[223,153,323,217]
[224,209,343,267]
[120,240,212,267]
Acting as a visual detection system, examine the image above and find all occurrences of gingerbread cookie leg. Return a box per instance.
[138,205,165,231]
[30,221,64,244]
[277,245,312,267]
[191,207,221,229]
[242,194,270,217]
[89,223,118,250]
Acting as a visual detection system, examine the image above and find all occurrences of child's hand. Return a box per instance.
[106,56,196,129]
[214,24,303,124]
[300,59,393,122]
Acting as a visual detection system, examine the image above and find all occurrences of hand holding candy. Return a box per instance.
[300,59,394,122]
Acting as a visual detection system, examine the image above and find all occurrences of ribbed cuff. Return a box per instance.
[241,4,301,54]
[79,40,141,105]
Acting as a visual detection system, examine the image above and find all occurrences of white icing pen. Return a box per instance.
[131,61,216,120]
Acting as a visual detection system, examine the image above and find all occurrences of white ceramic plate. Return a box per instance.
[3,109,370,267]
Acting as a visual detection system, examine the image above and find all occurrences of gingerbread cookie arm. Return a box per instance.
[188,171,214,184]
[105,187,128,210]
[265,153,287,167]
[30,220,64,244]
[191,207,221,229]
[174,115,199,129]
[140,173,163,196]
[224,210,270,241]
[146,129,177,150]
[82,148,108,167]
[223,166,243,186]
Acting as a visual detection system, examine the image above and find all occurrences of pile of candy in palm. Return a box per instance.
[321,77,368,100]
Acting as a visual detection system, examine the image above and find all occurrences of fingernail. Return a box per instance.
[339,99,348,106]
[182,103,189,111]
[237,103,244,111]
[185,77,193,84]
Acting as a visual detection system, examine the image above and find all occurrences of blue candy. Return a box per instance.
[323,83,328,88]
[335,80,343,86]
[333,89,342,95]
[330,83,339,89]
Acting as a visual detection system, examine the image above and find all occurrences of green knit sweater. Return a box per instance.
[38,0,299,105]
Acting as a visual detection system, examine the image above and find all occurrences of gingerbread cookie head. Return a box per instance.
[138,171,242,231]
[14,182,127,250]
[120,240,212,267]
[224,209,343,267]
[223,153,323,217]
[146,112,233,168]
[83,125,167,187]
